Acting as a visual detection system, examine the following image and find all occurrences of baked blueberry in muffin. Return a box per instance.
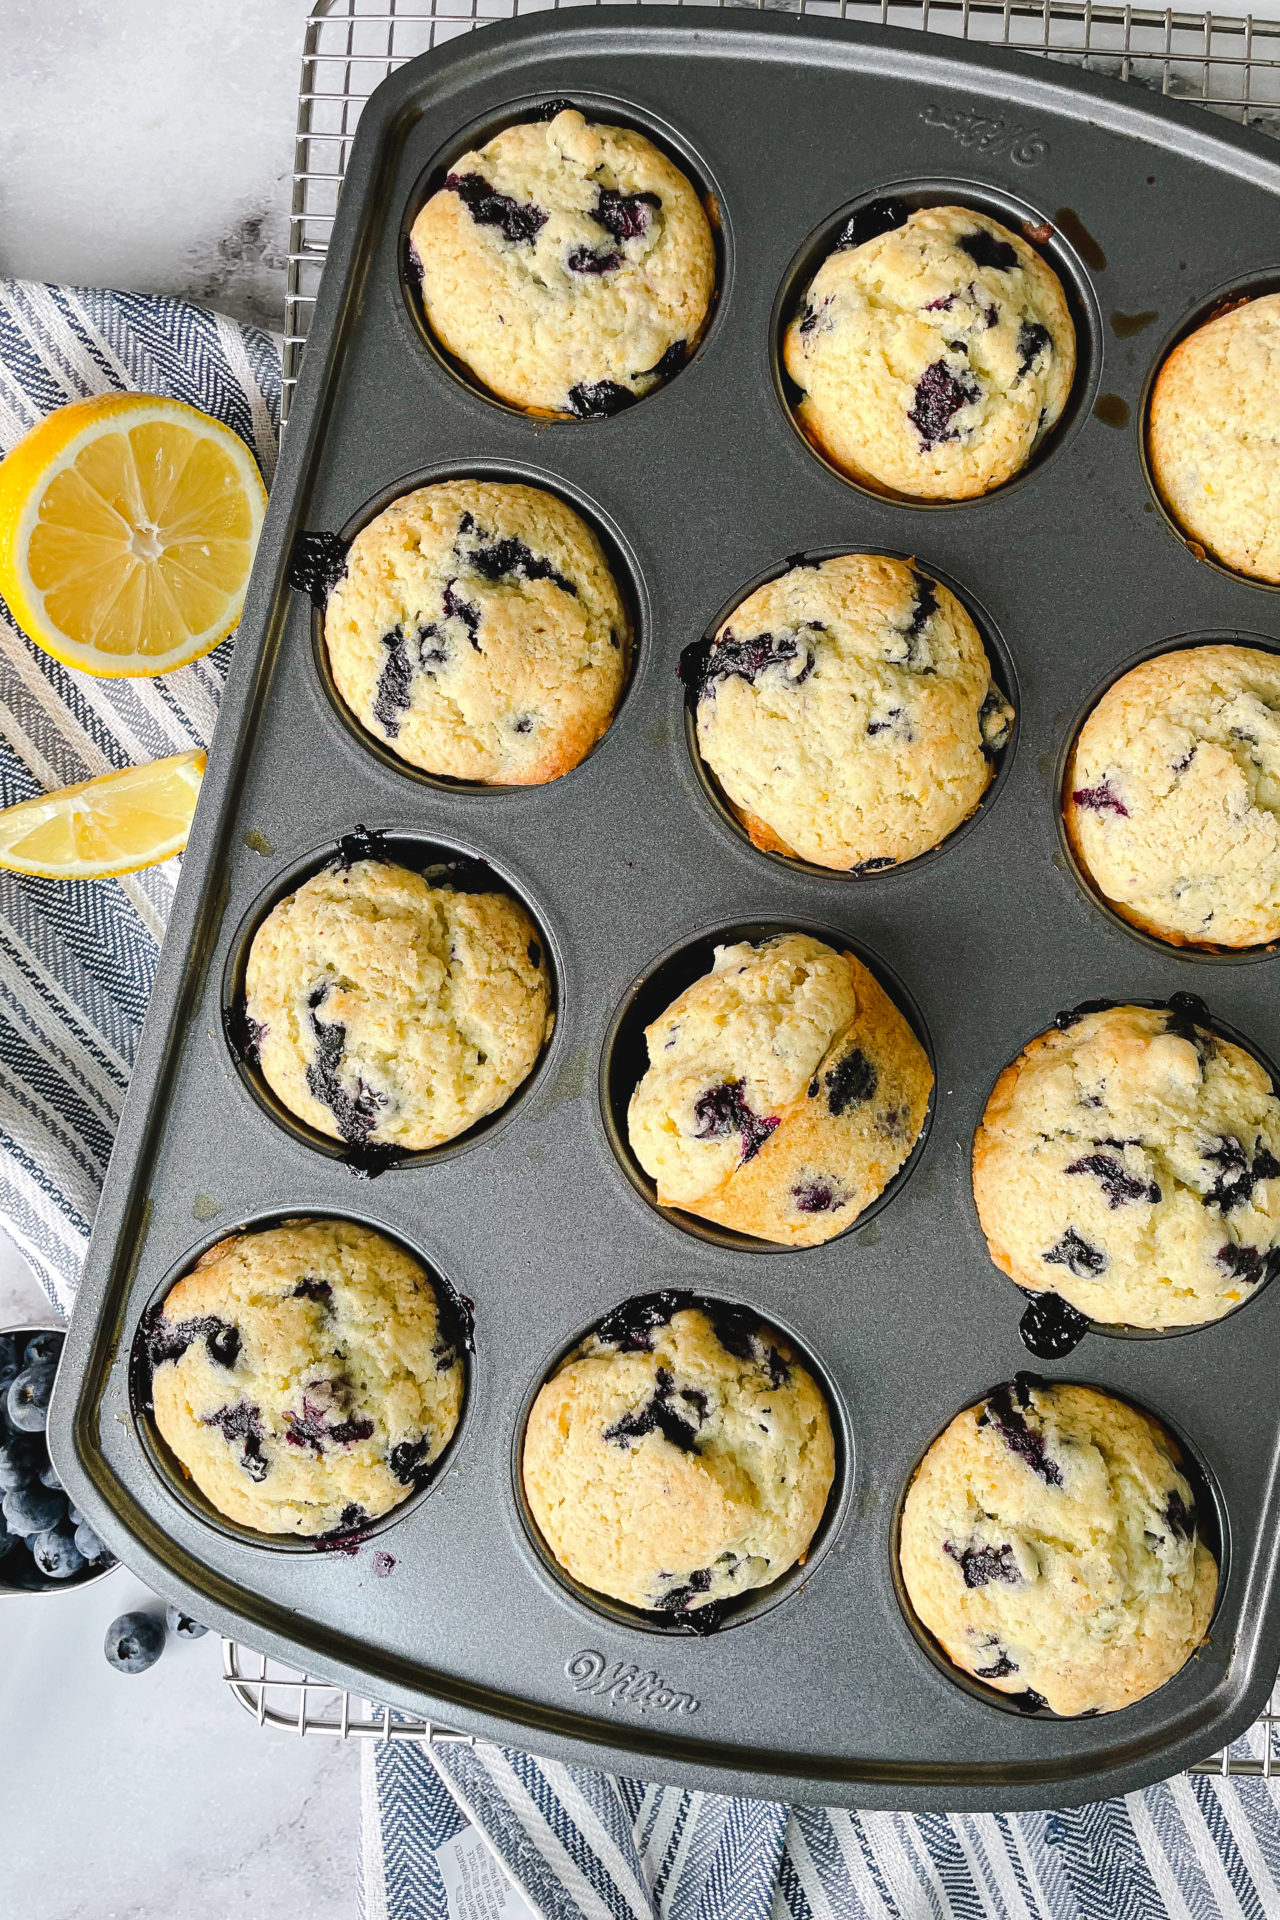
[147,1218,465,1536]
[783,205,1075,499]
[899,1376,1217,1715]
[973,999,1280,1328]
[521,1293,834,1616]
[626,932,932,1246]
[690,553,1013,869]
[323,480,629,784]
[410,109,714,415]
[244,856,552,1153]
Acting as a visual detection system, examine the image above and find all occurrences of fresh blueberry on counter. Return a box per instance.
[8,1363,55,1432]
[105,1613,166,1674]
[3,1482,65,1536]
[165,1605,209,1639]
[31,1527,84,1580]
[38,1458,62,1490]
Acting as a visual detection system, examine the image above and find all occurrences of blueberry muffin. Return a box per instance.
[899,1376,1217,1716]
[148,1219,465,1536]
[691,554,1013,869]
[627,933,932,1246]
[324,480,629,784]
[522,1293,834,1616]
[1148,293,1280,582]
[783,204,1075,500]
[244,856,552,1153]
[973,1000,1280,1329]
[1065,644,1280,948]
[410,108,715,416]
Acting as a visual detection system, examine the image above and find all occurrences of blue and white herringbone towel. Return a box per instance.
[5,281,1280,1920]
[0,280,279,1313]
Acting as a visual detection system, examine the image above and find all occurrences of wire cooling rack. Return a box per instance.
[231,0,1280,1776]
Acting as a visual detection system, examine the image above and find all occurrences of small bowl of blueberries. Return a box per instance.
[0,1320,116,1593]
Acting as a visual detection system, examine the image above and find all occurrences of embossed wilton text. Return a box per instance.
[565,1649,700,1714]
[920,102,1049,165]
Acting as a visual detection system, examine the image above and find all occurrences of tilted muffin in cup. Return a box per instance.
[147,1219,465,1536]
[627,932,932,1246]
[899,1376,1217,1716]
[410,108,714,416]
[522,1292,834,1617]
[1065,644,1280,949]
[690,553,1013,870]
[784,203,1074,500]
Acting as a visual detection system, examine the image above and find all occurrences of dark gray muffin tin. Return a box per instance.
[49,9,1280,1808]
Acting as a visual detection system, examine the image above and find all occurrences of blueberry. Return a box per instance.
[74,1518,110,1563]
[959,228,1018,272]
[0,1435,39,1491]
[445,170,547,246]
[104,1612,166,1674]
[0,1332,20,1371]
[38,1458,62,1490]
[3,1482,65,1536]
[1072,780,1129,817]
[0,1352,20,1403]
[24,1331,63,1369]
[31,1527,84,1581]
[908,360,980,448]
[165,1605,209,1640]
[8,1364,55,1432]
[67,1503,83,1527]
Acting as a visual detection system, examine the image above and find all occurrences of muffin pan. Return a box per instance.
[49,9,1280,1808]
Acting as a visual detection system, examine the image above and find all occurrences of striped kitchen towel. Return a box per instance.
[0,279,280,1314]
[361,1731,1280,1920]
[5,279,1280,1920]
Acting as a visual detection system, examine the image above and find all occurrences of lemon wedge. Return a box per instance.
[0,751,206,878]
[0,394,266,677]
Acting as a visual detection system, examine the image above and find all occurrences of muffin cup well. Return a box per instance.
[305,459,647,793]
[129,1210,474,1556]
[770,177,1103,507]
[1054,632,1280,963]
[970,993,1280,1348]
[1139,269,1280,590]
[221,828,561,1169]
[397,92,730,419]
[891,1378,1227,1719]
[511,1288,852,1635]
[599,918,936,1252]
[680,545,1019,880]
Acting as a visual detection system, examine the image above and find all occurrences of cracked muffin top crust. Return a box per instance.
[1065,644,1280,949]
[148,1218,466,1537]
[899,1375,1217,1716]
[783,203,1075,500]
[323,479,630,785]
[521,1293,835,1616]
[244,855,552,1154]
[626,932,932,1247]
[410,108,715,415]
[690,553,1013,870]
[973,998,1280,1329]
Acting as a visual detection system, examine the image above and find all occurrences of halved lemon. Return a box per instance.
[0,394,266,677]
[0,751,206,878]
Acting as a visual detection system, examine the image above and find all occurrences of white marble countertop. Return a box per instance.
[0,6,360,1915]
